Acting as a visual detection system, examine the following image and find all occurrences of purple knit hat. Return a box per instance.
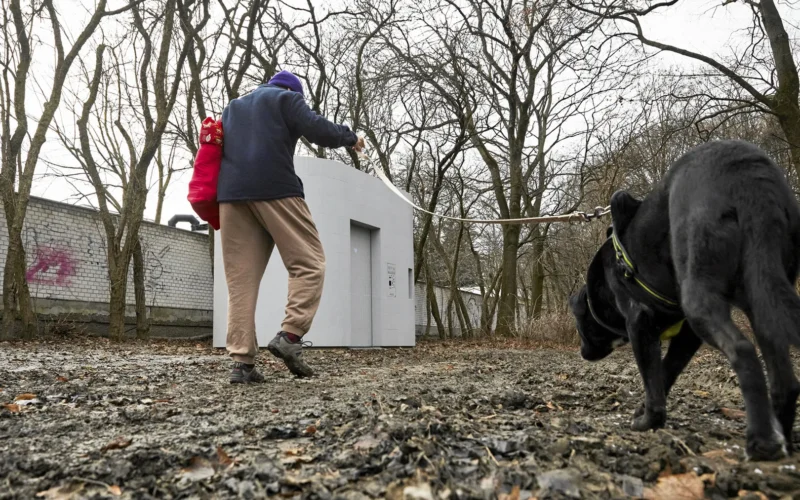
[268,70,304,96]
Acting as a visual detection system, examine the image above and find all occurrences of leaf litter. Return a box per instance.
[180,457,216,481]
[1,338,800,498]
[100,436,133,452]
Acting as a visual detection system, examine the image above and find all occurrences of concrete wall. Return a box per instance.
[213,157,415,348]
[414,283,535,337]
[414,283,487,337]
[0,196,213,335]
[1,189,507,342]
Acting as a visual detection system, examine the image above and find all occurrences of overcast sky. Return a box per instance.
[23,0,790,230]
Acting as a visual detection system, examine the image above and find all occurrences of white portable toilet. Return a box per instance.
[213,157,415,348]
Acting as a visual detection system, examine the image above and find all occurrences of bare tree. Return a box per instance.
[52,0,199,339]
[275,0,403,173]
[180,0,289,264]
[541,77,797,326]
[571,0,800,178]
[393,0,628,336]
[0,0,135,339]
[409,121,471,284]
[271,0,354,158]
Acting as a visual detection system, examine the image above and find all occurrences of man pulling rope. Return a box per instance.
[197,71,609,385]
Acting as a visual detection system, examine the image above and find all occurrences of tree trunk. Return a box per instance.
[445,299,455,338]
[758,0,800,178]
[531,263,545,319]
[479,290,490,337]
[424,290,432,337]
[2,234,35,338]
[467,226,493,337]
[495,224,521,336]
[1,253,17,340]
[108,264,128,340]
[520,277,532,321]
[425,273,446,339]
[14,241,35,339]
[414,209,436,283]
[486,289,501,335]
[455,294,471,339]
[414,176,448,283]
[433,228,473,339]
[480,270,502,336]
[530,231,546,320]
[777,111,800,179]
[133,239,149,339]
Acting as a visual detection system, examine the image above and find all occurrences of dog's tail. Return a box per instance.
[743,205,800,348]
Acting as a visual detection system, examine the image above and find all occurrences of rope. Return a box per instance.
[356,151,610,226]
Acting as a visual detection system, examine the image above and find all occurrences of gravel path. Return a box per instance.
[2,338,799,499]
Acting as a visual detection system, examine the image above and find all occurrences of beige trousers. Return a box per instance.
[220,198,326,364]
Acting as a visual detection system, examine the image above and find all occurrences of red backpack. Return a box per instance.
[187,117,223,230]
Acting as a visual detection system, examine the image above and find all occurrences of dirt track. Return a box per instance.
[2,338,800,499]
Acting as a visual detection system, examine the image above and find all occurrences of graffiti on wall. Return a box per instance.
[0,199,213,311]
[22,226,78,288]
[143,242,172,306]
[25,246,77,286]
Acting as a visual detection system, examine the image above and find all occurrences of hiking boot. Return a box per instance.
[267,332,314,378]
[230,362,266,384]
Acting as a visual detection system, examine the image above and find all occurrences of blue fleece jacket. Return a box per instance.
[217,84,357,202]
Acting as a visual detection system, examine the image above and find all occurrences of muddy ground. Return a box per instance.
[2,338,800,499]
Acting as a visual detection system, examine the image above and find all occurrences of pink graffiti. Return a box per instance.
[26,247,77,286]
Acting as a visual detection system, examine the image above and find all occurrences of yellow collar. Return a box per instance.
[660,319,685,341]
[611,231,680,308]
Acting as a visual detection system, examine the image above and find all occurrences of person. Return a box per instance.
[218,70,365,384]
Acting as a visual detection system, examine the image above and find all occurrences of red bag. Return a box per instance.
[187,117,223,230]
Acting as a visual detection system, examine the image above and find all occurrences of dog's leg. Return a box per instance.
[627,308,667,431]
[746,303,800,453]
[634,326,702,420]
[757,340,799,453]
[661,326,703,396]
[744,274,800,453]
[682,287,786,461]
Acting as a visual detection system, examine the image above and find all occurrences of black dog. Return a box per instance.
[569,140,800,461]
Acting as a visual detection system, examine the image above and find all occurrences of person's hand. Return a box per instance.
[353,136,366,153]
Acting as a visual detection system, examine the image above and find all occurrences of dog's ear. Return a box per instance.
[586,245,607,299]
[605,225,613,239]
[610,190,642,235]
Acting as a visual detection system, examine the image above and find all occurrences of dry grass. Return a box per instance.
[419,312,581,351]
[516,312,580,346]
[421,309,760,352]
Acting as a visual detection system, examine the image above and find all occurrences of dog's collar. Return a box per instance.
[587,287,685,342]
[610,230,681,309]
[585,285,628,338]
[610,228,685,340]
[660,319,685,341]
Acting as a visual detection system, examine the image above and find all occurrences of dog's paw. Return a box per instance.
[745,437,787,462]
[745,422,788,461]
[631,408,666,432]
[633,404,645,419]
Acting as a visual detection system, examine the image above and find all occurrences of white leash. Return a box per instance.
[356,151,610,225]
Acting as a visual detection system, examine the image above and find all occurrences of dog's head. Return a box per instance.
[569,218,632,361]
[569,286,619,361]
